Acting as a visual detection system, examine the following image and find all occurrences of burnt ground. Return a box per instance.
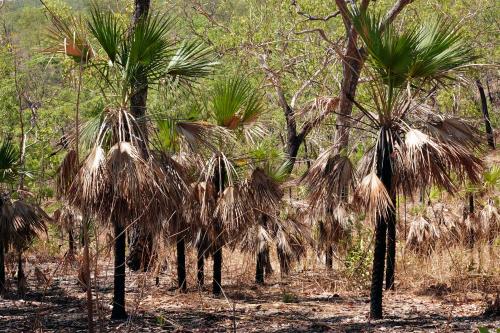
[0,255,498,333]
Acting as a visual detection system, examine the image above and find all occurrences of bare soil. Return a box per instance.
[1,253,499,333]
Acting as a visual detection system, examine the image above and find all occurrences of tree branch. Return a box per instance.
[291,0,340,21]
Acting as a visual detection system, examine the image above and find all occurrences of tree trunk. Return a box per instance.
[263,247,273,277]
[255,251,265,284]
[111,223,128,320]
[212,246,222,296]
[277,246,289,278]
[126,0,153,272]
[17,253,26,298]
[325,244,333,270]
[68,229,75,257]
[0,239,5,295]
[176,237,187,293]
[370,128,393,319]
[197,247,204,287]
[476,80,495,149]
[385,205,396,290]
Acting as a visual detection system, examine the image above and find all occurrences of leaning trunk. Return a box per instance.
[255,250,265,284]
[212,246,222,296]
[0,239,5,294]
[111,223,128,320]
[385,203,396,290]
[370,128,393,319]
[176,236,187,293]
[476,80,495,149]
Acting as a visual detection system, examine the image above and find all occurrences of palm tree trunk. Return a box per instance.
[111,223,128,320]
[370,128,393,319]
[197,247,204,287]
[255,251,265,284]
[126,0,153,273]
[0,239,5,295]
[263,247,273,277]
[212,246,222,296]
[277,246,289,278]
[17,253,26,298]
[325,245,333,270]
[385,205,396,290]
[68,229,75,257]
[176,236,187,293]
[476,79,495,149]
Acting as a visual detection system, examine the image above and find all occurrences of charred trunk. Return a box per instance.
[385,204,396,290]
[212,246,222,296]
[370,128,393,319]
[0,239,5,295]
[17,253,26,298]
[176,237,187,293]
[263,247,273,277]
[255,251,265,284]
[476,80,495,149]
[325,244,333,270]
[197,247,204,287]
[111,223,128,320]
[126,0,152,272]
[68,229,75,257]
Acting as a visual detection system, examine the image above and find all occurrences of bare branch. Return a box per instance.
[291,0,340,21]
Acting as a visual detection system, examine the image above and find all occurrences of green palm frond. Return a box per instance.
[351,7,476,89]
[88,6,123,64]
[166,40,218,82]
[211,77,265,129]
[0,141,18,184]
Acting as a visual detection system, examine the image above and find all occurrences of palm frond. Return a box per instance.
[0,140,18,184]
[166,40,218,82]
[355,172,393,222]
[88,6,123,64]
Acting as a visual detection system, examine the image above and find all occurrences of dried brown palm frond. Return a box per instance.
[56,149,78,198]
[354,172,394,222]
[274,214,309,262]
[302,149,356,211]
[176,121,235,152]
[0,199,49,252]
[52,205,82,232]
[239,223,272,254]
[215,185,252,234]
[478,201,499,244]
[309,203,352,251]
[245,167,283,213]
[406,216,440,255]
[425,117,482,149]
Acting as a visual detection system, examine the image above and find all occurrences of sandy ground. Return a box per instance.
[0,253,498,333]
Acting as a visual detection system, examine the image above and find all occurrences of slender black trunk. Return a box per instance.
[197,248,204,287]
[325,244,333,270]
[176,237,187,293]
[370,128,393,319]
[126,0,152,272]
[385,204,396,290]
[68,229,75,256]
[255,251,265,284]
[111,224,128,320]
[17,253,25,297]
[476,80,495,149]
[212,247,222,296]
[0,239,5,295]
[277,246,289,277]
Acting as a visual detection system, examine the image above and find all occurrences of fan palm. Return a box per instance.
[48,6,216,320]
[0,141,48,296]
[305,8,482,319]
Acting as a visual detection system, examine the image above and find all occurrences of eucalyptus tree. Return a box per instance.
[305,7,483,318]
[56,6,216,320]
